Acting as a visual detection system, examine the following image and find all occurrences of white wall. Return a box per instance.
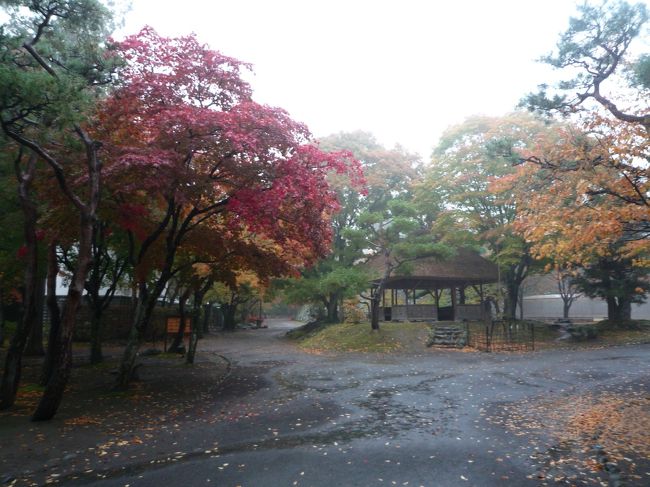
[521,294,650,320]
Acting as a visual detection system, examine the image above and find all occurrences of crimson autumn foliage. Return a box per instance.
[96,27,363,388]
[101,27,361,261]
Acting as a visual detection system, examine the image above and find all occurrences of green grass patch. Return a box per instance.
[1,321,17,340]
[18,383,44,393]
[288,321,430,353]
[532,319,650,349]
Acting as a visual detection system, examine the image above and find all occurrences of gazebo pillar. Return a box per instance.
[450,286,457,321]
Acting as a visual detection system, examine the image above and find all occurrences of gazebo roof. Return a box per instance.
[368,248,498,289]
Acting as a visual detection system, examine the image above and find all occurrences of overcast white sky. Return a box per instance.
[118,0,647,159]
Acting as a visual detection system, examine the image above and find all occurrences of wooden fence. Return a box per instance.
[467,320,535,352]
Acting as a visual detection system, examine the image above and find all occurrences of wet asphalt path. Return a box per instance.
[83,320,650,487]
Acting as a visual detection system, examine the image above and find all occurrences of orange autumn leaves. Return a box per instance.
[495,115,650,267]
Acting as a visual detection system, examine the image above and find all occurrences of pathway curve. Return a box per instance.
[63,320,650,486]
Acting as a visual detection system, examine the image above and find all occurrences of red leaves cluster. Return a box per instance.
[98,27,363,276]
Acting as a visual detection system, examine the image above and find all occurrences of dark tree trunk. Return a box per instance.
[199,304,209,337]
[222,303,237,331]
[562,299,571,319]
[0,289,5,348]
[168,288,191,353]
[24,274,46,356]
[0,153,38,410]
[31,126,102,421]
[115,274,169,390]
[186,288,206,365]
[202,304,211,335]
[186,317,199,364]
[504,281,519,320]
[186,280,211,364]
[32,213,94,421]
[369,283,384,331]
[607,297,632,321]
[40,243,61,386]
[370,290,381,331]
[326,292,339,323]
[370,249,395,331]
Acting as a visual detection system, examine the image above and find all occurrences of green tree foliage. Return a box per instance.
[355,196,452,330]
[573,249,648,321]
[278,131,422,323]
[522,0,649,132]
[0,0,118,419]
[419,113,555,318]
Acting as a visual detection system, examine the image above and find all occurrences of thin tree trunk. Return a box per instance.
[0,289,5,348]
[562,299,571,319]
[115,272,169,390]
[186,291,204,365]
[201,304,210,336]
[168,288,191,353]
[0,152,38,410]
[115,295,149,390]
[24,274,46,356]
[40,243,61,386]
[370,288,381,331]
[186,280,211,363]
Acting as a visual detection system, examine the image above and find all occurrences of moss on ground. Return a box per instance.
[287,321,430,353]
[287,319,650,354]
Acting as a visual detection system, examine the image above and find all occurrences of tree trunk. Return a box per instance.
[370,297,380,330]
[370,285,382,331]
[201,304,210,336]
[168,289,190,353]
[114,278,166,390]
[504,281,519,320]
[607,297,632,321]
[0,289,5,348]
[24,274,46,356]
[40,243,61,386]
[326,292,339,323]
[222,303,237,331]
[562,299,571,319]
[186,292,204,365]
[0,153,39,410]
[32,214,94,421]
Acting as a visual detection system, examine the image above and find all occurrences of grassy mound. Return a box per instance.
[596,319,650,331]
[286,321,430,353]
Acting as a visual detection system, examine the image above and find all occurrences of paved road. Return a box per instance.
[81,319,650,487]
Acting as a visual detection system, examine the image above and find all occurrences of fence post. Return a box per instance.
[531,321,535,351]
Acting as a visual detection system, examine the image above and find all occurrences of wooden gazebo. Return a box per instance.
[368,248,499,322]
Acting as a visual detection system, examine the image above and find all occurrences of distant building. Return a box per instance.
[520,274,650,321]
